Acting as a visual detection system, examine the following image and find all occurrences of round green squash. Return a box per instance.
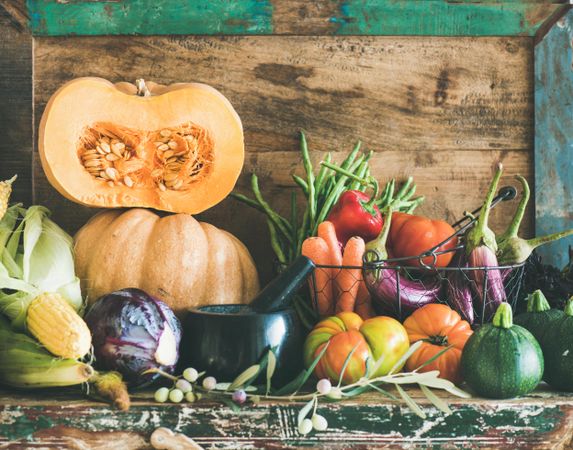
[461,302,543,399]
[541,297,573,391]
[514,290,564,343]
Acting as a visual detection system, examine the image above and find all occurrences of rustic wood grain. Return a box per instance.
[0,388,572,449]
[32,35,533,281]
[0,9,33,205]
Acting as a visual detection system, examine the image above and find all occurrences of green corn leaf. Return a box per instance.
[395,384,426,419]
[420,385,452,415]
[266,350,277,395]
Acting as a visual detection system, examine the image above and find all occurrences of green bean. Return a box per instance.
[300,131,316,227]
[395,176,413,201]
[405,196,425,213]
[377,179,395,208]
[349,161,369,191]
[314,155,365,233]
[401,183,417,202]
[251,174,293,244]
[230,191,291,232]
[292,174,309,195]
[339,141,362,173]
[297,208,310,254]
[267,219,287,264]
[314,152,332,194]
[291,191,298,258]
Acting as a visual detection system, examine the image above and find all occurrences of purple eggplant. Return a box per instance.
[465,163,507,321]
[446,251,475,324]
[364,208,440,318]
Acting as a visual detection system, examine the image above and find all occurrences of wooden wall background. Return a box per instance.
[1,3,568,282]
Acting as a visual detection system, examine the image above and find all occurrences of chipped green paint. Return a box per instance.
[331,1,558,36]
[27,0,273,36]
[535,9,573,268]
[0,401,568,447]
[27,0,561,36]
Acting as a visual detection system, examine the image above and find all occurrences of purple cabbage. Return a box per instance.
[84,288,182,388]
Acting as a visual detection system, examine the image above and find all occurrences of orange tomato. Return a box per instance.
[403,304,473,383]
[388,212,457,267]
[303,312,409,385]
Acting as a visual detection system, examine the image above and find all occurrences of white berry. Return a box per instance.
[316,378,332,395]
[298,418,313,435]
[175,379,192,393]
[183,368,199,383]
[154,387,169,403]
[202,376,217,390]
[169,389,184,403]
[312,414,328,431]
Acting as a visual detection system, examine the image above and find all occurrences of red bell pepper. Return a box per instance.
[327,190,383,247]
[388,212,458,267]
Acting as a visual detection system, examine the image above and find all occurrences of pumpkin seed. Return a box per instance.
[163,150,174,159]
[84,160,102,168]
[99,170,110,180]
[100,142,112,154]
[111,142,125,156]
[160,129,171,138]
[105,167,118,180]
[168,140,178,150]
[107,181,115,188]
[124,176,134,187]
[105,154,120,162]
[82,153,101,161]
[158,144,169,152]
[96,146,106,155]
[158,182,167,192]
[172,179,183,190]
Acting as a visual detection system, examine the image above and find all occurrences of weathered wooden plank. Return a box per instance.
[31,35,533,281]
[0,388,572,448]
[0,8,33,206]
[27,0,564,37]
[534,9,573,268]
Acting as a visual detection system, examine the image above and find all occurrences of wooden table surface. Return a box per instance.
[0,386,572,449]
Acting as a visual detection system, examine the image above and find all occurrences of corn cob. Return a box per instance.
[0,175,16,221]
[27,292,92,360]
[0,319,93,388]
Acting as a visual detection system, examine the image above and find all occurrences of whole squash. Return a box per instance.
[74,208,259,317]
[39,77,244,214]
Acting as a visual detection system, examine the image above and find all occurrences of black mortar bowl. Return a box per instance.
[181,305,305,386]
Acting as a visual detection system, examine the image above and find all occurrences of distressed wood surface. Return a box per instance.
[535,9,573,269]
[0,387,572,448]
[26,0,566,37]
[32,35,534,282]
[0,9,33,206]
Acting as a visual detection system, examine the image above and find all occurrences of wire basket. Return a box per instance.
[306,186,525,326]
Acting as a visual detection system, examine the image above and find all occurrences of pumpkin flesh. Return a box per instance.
[39,78,244,214]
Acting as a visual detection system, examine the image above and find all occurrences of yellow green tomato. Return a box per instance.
[303,312,409,385]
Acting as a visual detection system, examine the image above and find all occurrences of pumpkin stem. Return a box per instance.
[492,302,513,329]
[564,297,573,317]
[526,290,551,313]
[424,335,449,346]
[135,79,151,97]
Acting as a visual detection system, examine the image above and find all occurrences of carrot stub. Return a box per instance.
[336,236,365,313]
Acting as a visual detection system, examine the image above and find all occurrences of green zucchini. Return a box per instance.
[514,290,564,343]
[461,302,543,399]
[540,297,573,391]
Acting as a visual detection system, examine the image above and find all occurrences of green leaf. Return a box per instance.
[416,377,471,399]
[297,396,316,426]
[420,385,452,415]
[388,341,423,375]
[337,343,360,387]
[342,385,372,397]
[414,345,454,372]
[215,383,256,392]
[395,384,426,419]
[369,383,398,401]
[221,398,241,413]
[383,371,441,385]
[368,353,385,379]
[274,341,330,396]
[266,350,276,395]
[229,364,260,391]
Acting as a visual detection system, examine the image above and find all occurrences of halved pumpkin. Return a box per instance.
[39,78,244,214]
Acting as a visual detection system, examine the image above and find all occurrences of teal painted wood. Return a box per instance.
[27,0,273,36]
[534,9,573,269]
[27,0,561,36]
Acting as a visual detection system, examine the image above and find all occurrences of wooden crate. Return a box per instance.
[0,1,572,448]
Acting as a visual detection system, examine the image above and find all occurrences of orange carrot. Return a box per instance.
[336,237,365,313]
[355,281,376,320]
[317,221,343,299]
[302,237,334,317]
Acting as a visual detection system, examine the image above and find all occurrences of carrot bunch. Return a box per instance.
[302,221,375,320]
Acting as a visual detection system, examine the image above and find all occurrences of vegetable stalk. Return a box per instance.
[465,163,507,321]
[497,175,573,264]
